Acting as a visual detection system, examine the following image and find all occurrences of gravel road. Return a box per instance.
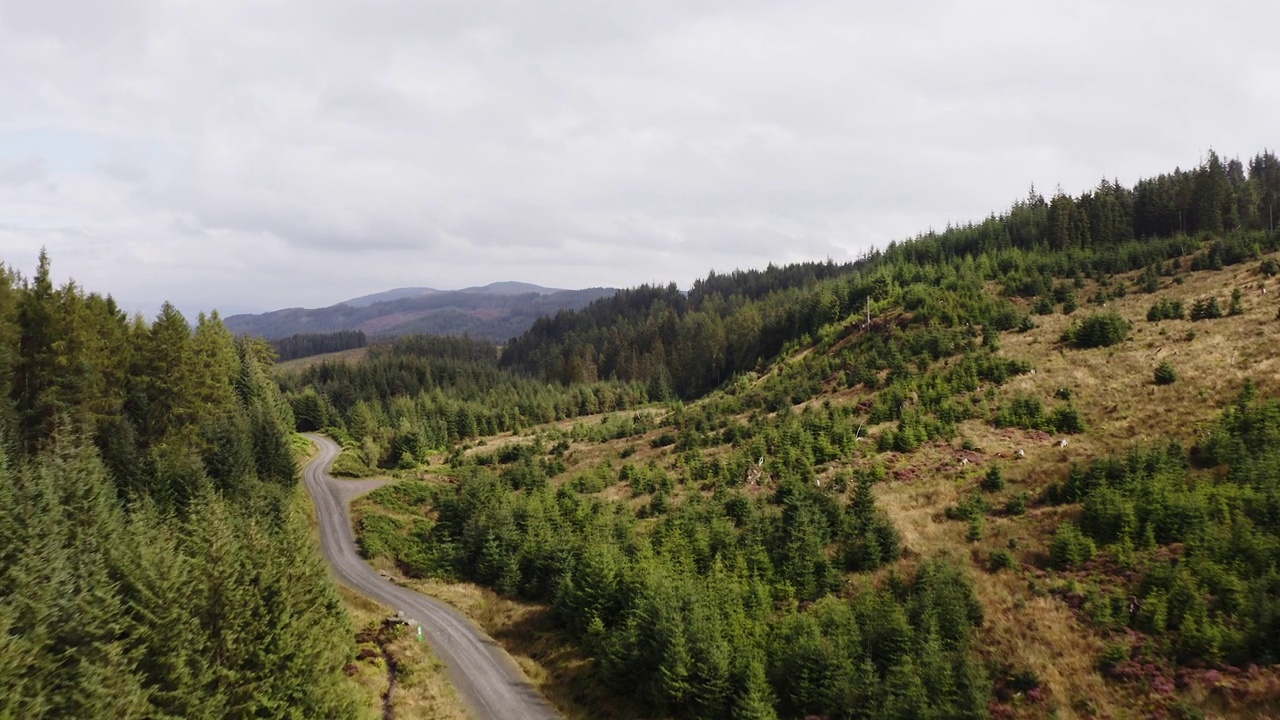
[303,434,561,720]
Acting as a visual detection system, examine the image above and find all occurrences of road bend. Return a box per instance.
[302,434,561,720]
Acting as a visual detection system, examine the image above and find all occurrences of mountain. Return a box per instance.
[224,284,615,340]
[342,287,441,307]
[458,281,564,296]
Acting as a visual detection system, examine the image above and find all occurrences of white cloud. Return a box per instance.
[1,0,1277,317]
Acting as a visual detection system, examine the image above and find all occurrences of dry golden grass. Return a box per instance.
[341,585,472,720]
[274,346,370,374]
[392,577,639,720]
[999,257,1280,456]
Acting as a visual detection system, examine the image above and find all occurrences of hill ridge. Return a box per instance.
[226,284,615,340]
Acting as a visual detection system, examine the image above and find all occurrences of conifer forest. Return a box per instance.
[5,150,1280,718]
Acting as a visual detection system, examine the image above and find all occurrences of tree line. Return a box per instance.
[0,251,362,718]
[499,151,1280,400]
[278,334,649,473]
[271,329,367,361]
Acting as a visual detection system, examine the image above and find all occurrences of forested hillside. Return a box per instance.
[225,285,616,341]
[283,149,1280,719]
[502,150,1280,399]
[0,252,363,718]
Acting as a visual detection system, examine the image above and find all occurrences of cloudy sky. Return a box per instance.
[1,0,1277,318]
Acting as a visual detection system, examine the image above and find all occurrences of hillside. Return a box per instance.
[337,248,1280,720]
[277,150,1280,720]
[226,284,614,340]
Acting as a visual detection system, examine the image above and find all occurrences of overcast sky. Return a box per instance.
[1,0,1277,318]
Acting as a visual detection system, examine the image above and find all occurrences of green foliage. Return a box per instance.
[271,329,366,361]
[843,473,902,571]
[1098,641,1131,671]
[994,394,1084,434]
[1048,523,1096,569]
[0,441,361,719]
[279,335,650,466]
[945,492,991,523]
[993,394,1043,430]
[1147,298,1186,321]
[0,252,363,717]
[1042,393,1280,666]
[1154,361,1178,385]
[1261,258,1280,277]
[1190,296,1223,320]
[1061,311,1132,348]
[966,517,985,542]
[1142,264,1161,293]
[1229,287,1245,316]
[988,548,1014,572]
[980,464,1005,492]
[352,453,991,720]
[1004,492,1028,516]
[1049,405,1087,434]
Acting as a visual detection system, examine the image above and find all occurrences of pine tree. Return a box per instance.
[13,250,63,454]
[137,303,197,445]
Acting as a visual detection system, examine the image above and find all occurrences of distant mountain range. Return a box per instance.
[224,282,614,341]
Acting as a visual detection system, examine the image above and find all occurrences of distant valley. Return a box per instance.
[224,281,616,340]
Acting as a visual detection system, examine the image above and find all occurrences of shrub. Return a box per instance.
[995,394,1045,430]
[1062,311,1131,348]
[649,432,676,448]
[966,517,984,542]
[1147,298,1185,322]
[946,492,992,522]
[1004,492,1028,516]
[1049,522,1096,569]
[1142,265,1161,293]
[981,465,1005,492]
[1262,258,1280,277]
[1190,296,1223,321]
[1228,287,1244,316]
[1154,361,1177,385]
[1034,296,1055,315]
[988,548,1014,572]
[1018,315,1038,332]
[1098,641,1131,671]
[1050,405,1086,434]
[331,446,376,477]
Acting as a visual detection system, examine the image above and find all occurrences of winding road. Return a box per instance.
[303,434,561,720]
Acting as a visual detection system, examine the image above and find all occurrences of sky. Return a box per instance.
[1,0,1278,319]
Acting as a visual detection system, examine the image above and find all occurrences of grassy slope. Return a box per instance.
[275,346,370,374]
[354,252,1280,720]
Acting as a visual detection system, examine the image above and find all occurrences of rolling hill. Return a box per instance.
[225,283,613,340]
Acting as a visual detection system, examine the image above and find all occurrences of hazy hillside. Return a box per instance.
[225,285,613,340]
[342,286,441,307]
